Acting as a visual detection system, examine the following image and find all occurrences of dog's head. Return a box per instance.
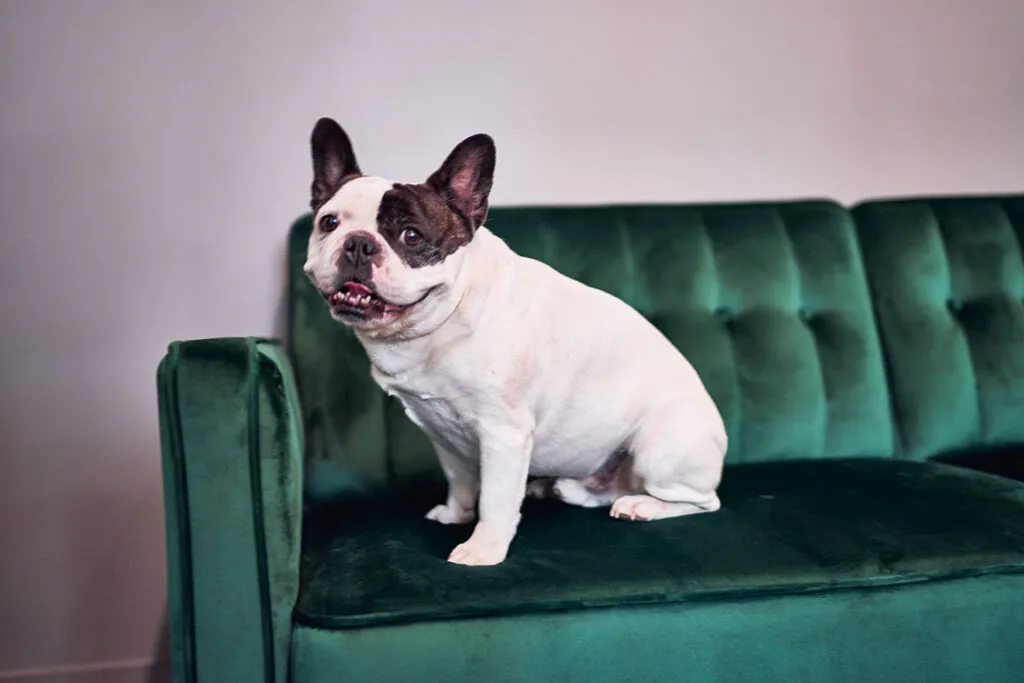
[303,117,495,338]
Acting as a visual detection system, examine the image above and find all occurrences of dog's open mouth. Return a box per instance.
[325,281,423,321]
[326,282,391,318]
[324,281,438,323]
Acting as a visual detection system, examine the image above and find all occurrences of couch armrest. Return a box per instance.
[157,337,303,683]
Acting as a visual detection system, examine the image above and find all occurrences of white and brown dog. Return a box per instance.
[303,118,728,566]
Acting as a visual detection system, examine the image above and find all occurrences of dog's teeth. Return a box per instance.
[361,295,371,306]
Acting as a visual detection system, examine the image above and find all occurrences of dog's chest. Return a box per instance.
[372,368,478,456]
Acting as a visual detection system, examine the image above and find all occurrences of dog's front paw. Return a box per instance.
[447,532,511,566]
[425,503,475,525]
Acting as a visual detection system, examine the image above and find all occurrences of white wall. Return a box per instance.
[1,0,1022,680]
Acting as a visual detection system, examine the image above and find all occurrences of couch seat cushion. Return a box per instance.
[295,458,1024,629]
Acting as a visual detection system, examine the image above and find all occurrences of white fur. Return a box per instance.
[306,180,728,566]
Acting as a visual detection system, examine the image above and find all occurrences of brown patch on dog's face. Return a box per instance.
[373,132,496,269]
[375,183,475,268]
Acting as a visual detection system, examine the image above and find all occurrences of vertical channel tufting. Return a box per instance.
[940,199,1024,445]
[700,209,744,460]
[537,212,556,270]
[696,211,724,315]
[1007,204,1024,295]
[617,208,651,314]
[926,203,985,443]
[287,200,899,487]
[780,201,893,460]
[778,207,830,458]
[854,194,1024,460]
[703,204,861,462]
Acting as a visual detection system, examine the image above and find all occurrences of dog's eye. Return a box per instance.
[401,228,423,247]
[320,214,339,232]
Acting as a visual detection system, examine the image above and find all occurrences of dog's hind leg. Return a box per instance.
[610,410,726,522]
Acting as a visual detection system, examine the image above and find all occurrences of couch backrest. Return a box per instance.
[853,195,1024,460]
[288,199,899,497]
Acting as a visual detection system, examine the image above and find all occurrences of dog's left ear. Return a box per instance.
[426,134,496,229]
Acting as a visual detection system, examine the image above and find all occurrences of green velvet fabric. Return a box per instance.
[158,193,1024,683]
[291,572,1024,683]
[289,201,896,498]
[158,338,304,683]
[288,218,390,498]
[295,458,1024,629]
[854,195,1024,459]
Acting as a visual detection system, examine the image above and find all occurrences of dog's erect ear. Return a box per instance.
[426,133,496,229]
[310,118,361,209]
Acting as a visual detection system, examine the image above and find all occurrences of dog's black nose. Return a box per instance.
[342,234,380,266]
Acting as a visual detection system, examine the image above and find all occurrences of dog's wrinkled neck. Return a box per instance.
[358,228,507,376]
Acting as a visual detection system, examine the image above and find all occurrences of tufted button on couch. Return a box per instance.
[157,194,1024,683]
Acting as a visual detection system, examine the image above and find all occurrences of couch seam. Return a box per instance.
[850,206,910,458]
[293,563,1024,630]
[700,210,743,461]
[247,338,277,683]
[999,200,1024,300]
[778,207,830,457]
[927,203,986,446]
[255,343,306,680]
[616,207,647,314]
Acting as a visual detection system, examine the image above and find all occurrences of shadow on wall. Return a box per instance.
[147,605,171,683]
[273,235,291,343]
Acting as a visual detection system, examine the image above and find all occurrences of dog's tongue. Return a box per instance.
[344,282,373,297]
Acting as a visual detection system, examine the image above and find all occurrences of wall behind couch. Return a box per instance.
[1,0,1022,680]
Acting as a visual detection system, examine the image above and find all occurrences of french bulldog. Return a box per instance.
[303,118,728,566]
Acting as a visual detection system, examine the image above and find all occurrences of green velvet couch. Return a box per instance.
[157,194,1024,683]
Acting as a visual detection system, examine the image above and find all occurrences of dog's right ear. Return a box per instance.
[310,118,361,209]
[426,133,496,231]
